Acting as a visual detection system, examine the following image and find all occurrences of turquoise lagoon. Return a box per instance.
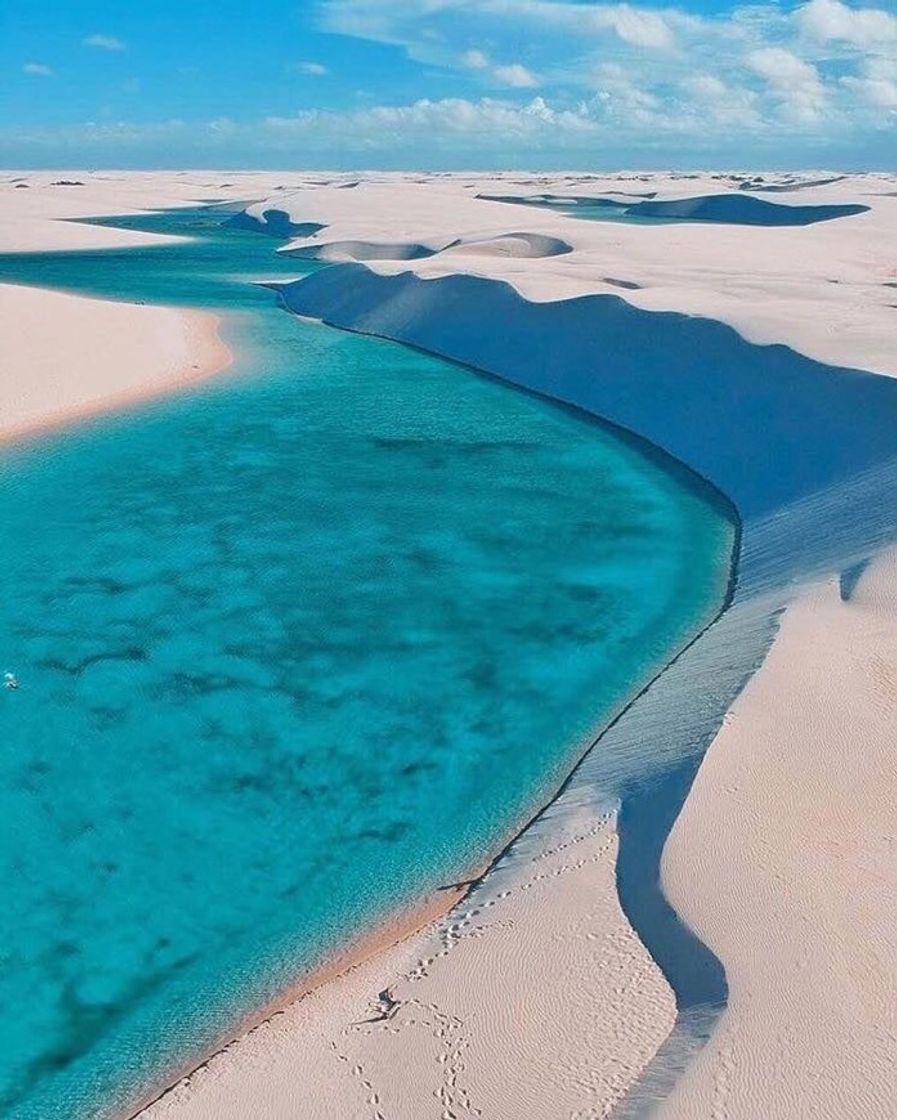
[0,209,734,1118]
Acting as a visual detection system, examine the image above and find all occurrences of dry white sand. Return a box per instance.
[0,173,278,439]
[0,283,229,441]
[140,805,675,1120]
[267,171,897,375]
[657,553,897,1120]
[0,169,306,251]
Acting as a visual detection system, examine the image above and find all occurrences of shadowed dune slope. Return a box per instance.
[277,266,897,527]
[477,191,868,226]
[443,232,573,258]
[627,193,869,226]
[227,208,326,238]
[280,240,439,261]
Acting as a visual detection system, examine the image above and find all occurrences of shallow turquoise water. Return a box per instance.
[0,210,734,1119]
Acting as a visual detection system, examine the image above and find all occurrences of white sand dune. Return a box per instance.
[658,553,897,1120]
[282,231,573,263]
[0,283,229,441]
[261,171,897,374]
[440,231,573,258]
[283,239,440,262]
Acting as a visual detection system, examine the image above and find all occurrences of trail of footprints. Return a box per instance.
[329,810,618,1119]
[329,1041,386,1120]
[710,1033,736,1120]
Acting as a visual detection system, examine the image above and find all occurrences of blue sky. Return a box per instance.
[1,0,895,168]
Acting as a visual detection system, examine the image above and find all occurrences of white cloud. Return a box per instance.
[23,62,53,76]
[865,55,897,80]
[797,0,897,50]
[0,82,886,166]
[683,74,728,101]
[293,61,329,75]
[842,74,897,106]
[747,47,821,90]
[460,49,490,70]
[747,46,826,120]
[357,0,896,144]
[259,97,598,149]
[5,0,896,165]
[0,97,598,162]
[591,5,675,50]
[493,63,540,87]
[83,34,126,51]
[677,74,762,129]
[321,0,676,54]
[460,48,538,88]
[593,62,659,111]
[315,0,897,144]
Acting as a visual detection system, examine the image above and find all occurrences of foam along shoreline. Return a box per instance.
[0,283,231,443]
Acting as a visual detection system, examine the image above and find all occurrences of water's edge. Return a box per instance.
[269,302,743,1115]
[268,253,897,1116]
[2,215,737,1120]
[115,321,738,1119]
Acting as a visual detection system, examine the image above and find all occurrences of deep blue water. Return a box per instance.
[0,209,735,1119]
[475,191,868,227]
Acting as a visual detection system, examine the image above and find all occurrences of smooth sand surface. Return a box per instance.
[657,554,897,1119]
[267,171,897,375]
[0,283,230,441]
[0,169,304,251]
[141,806,675,1120]
[0,173,291,438]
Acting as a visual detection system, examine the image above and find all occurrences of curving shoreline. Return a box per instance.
[123,883,473,1120]
[133,493,737,1120]
[136,238,748,1120]
[0,283,232,445]
[2,183,737,1120]
[263,224,897,1116]
[0,179,734,1115]
[4,171,896,1120]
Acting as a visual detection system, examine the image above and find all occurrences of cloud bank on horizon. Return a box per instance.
[1,0,894,168]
